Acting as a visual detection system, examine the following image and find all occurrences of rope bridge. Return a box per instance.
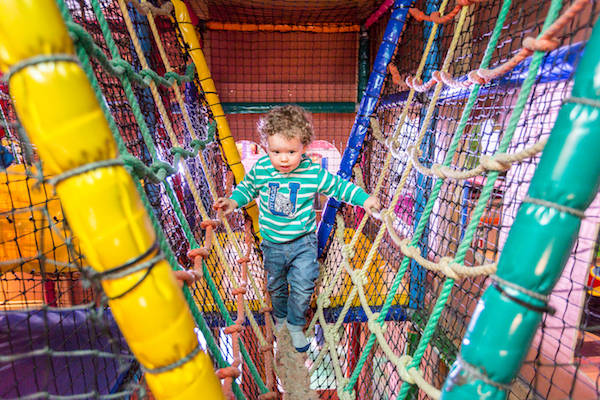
[0,1,599,400]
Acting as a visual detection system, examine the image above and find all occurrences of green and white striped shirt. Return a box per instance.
[231,155,369,243]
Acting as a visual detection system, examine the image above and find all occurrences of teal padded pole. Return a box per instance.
[441,19,600,400]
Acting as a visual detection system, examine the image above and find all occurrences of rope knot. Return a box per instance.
[173,269,202,286]
[232,287,247,296]
[438,257,460,280]
[479,154,511,172]
[522,37,559,52]
[200,219,220,229]
[367,313,387,334]
[349,269,366,287]
[216,366,241,379]
[430,163,446,179]
[317,297,331,308]
[398,355,416,384]
[237,256,250,264]
[467,69,488,85]
[169,146,195,159]
[342,244,355,260]
[109,57,130,77]
[150,161,176,181]
[224,324,243,335]
[386,136,403,159]
[187,247,209,260]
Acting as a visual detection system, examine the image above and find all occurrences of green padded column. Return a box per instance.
[441,19,600,400]
[357,28,369,102]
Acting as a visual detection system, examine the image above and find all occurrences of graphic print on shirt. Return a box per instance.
[268,182,300,216]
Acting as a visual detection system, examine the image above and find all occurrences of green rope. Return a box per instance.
[345,0,516,392]
[54,1,265,398]
[121,154,176,183]
[66,21,196,88]
[3,54,80,82]
[170,121,217,165]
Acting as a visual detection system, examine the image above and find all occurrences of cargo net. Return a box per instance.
[0,1,274,399]
[1,1,600,400]
[309,1,600,399]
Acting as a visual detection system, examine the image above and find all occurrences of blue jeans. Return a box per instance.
[261,234,319,327]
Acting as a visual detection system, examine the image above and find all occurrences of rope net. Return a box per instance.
[0,1,598,400]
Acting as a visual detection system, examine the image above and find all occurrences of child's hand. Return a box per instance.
[363,196,381,218]
[213,198,238,216]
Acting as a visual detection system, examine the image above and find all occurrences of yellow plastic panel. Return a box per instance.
[0,164,77,273]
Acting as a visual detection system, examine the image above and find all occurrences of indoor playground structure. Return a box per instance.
[1,0,600,399]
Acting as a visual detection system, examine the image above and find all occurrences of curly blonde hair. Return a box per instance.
[257,105,314,147]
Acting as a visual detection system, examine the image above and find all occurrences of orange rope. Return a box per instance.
[409,0,485,24]
[218,221,263,399]
[175,220,220,285]
[207,21,360,33]
[404,0,587,92]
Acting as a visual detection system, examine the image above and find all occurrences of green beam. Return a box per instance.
[222,102,356,114]
[357,28,370,102]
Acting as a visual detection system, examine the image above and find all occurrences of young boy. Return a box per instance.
[214,105,379,352]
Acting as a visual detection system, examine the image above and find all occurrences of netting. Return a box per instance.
[0,1,599,400]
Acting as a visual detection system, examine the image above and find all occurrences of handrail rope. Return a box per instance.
[401,0,587,94]
[139,0,268,311]
[79,1,255,395]
[396,1,565,399]
[308,0,457,391]
[408,138,547,180]
[381,209,497,279]
[126,0,274,385]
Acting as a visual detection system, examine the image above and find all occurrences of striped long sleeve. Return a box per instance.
[230,155,369,243]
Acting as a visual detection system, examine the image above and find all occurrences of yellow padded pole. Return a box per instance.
[171,0,261,238]
[0,1,223,399]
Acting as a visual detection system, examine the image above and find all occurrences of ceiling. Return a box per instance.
[188,0,386,25]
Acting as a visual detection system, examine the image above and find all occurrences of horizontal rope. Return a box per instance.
[408,138,547,180]
[3,54,80,82]
[48,158,124,186]
[522,195,586,218]
[382,209,497,279]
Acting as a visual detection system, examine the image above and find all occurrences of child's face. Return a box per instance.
[266,133,306,173]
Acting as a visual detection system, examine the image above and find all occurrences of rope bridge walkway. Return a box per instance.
[0,1,599,400]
